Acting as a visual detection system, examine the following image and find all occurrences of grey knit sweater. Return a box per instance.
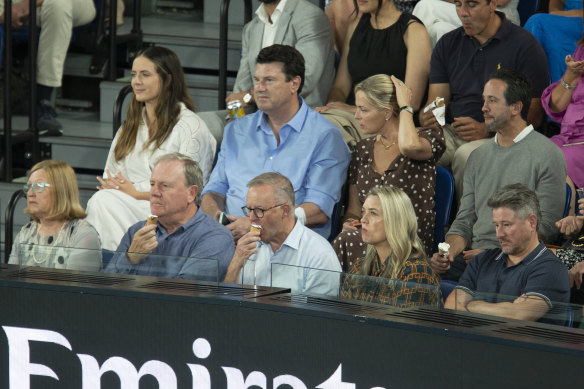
[447,129,566,249]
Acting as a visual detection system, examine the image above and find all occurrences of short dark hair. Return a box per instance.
[487,183,541,231]
[256,44,305,94]
[488,68,532,120]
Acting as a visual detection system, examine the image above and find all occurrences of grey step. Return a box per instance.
[100,72,236,123]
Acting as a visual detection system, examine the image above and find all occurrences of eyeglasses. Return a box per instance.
[241,203,285,218]
[23,182,52,194]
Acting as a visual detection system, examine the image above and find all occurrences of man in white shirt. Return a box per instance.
[223,172,341,295]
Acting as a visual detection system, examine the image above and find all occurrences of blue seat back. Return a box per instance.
[433,166,454,252]
[564,183,572,218]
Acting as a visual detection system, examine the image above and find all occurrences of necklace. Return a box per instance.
[31,221,68,264]
[377,135,396,151]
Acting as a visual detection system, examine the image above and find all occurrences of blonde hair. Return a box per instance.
[358,186,426,279]
[24,160,87,222]
[354,74,399,113]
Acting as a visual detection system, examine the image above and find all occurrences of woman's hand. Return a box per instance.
[556,215,584,236]
[391,75,412,109]
[97,169,140,199]
[564,54,584,84]
[341,218,359,232]
[315,101,356,113]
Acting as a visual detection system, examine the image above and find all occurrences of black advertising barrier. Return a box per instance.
[0,264,583,389]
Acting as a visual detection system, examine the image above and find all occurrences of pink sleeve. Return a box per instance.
[541,81,566,123]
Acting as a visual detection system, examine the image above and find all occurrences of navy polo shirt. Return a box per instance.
[430,11,549,124]
[457,243,570,309]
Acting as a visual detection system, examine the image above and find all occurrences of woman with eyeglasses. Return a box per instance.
[85,46,216,251]
[9,160,101,271]
[340,186,440,307]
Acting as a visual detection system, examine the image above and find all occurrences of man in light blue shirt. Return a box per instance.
[103,153,235,281]
[201,44,350,240]
[223,173,341,295]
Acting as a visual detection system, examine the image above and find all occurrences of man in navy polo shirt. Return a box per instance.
[445,184,569,322]
[419,0,549,201]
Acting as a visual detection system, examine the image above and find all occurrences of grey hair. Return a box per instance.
[487,183,541,230]
[155,152,204,204]
[247,172,295,205]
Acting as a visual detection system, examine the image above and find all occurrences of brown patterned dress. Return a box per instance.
[333,126,445,271]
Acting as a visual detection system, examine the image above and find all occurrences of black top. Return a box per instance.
[347,12,421,104]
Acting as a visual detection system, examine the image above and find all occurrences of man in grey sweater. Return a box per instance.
[431,69,567,281]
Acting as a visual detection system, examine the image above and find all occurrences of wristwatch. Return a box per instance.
[399,105,414,114]
[243,92,253,104]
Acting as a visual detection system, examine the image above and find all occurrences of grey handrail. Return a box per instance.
[4,189,26,263]
[113,84,133,137]
[218,0,252,110]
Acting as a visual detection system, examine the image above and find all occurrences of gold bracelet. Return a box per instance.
[560,78,577,90]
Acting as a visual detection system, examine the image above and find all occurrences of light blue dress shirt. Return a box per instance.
[202,98,350,238]
[240,220,342,296]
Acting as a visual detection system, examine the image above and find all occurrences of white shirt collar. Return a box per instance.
[255,0,287,26]
[493,124,534,144]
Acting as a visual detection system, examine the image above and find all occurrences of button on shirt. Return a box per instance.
[104,209,235,281]
[240,220,342,295]
[202,98,350,238]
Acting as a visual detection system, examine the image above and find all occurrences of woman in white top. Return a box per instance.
[10,160,101,271]
[86,46,216,250]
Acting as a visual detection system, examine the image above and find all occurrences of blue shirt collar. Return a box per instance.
[156,207,202,239]
[495,242,548,267]
[255,97,308,135]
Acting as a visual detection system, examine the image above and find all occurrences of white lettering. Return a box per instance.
[187,338,211,389]
[316,364,361,389]
[3,325,72,389]
[2,326,386,388]
[221,367,267,389]
[78,354,177,389]
[273,374,308,389]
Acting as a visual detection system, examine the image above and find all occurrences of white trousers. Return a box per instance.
[2,0,97,87]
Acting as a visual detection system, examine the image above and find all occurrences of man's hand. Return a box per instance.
[226,215,252,242]
[225,90,253,107]
[452,117,489,141]
[556,215,584,236]
[569,262,584,289]
[126,224,158,264]
[430,252,453,274]
[419,108,439,128]
[315,101,356,113]
[462,249,483,263]
[1,2,30,28]
[223,231,260,283]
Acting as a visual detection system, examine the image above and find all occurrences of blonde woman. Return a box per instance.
[9,160,101,271]
[332,74,445,271]
[340,186,440,307]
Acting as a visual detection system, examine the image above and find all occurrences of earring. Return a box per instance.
[385,115,389,121]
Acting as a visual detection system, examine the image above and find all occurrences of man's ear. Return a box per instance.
[188,185,199,204]
[527,214,538,232]
[510,101,523,117]
[290,76,301,94]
